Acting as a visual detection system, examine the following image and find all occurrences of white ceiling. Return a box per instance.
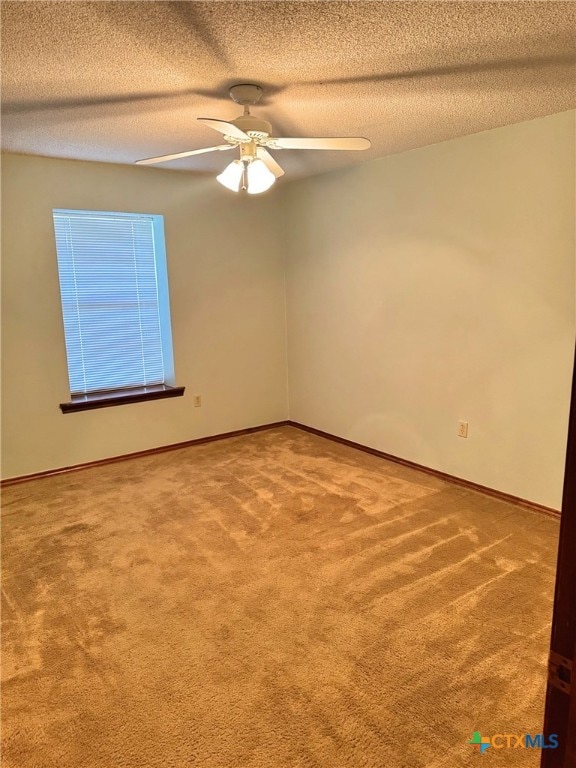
[2,1,575,180]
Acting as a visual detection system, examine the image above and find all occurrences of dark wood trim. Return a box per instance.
[567,639,576,766]
[0,421,290,487]
[60,384,185,413]
[542,345,576,768]
[2,417,560,519]
[288,420,560,518]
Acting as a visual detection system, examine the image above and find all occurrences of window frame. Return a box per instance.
[53,208,184,413]
[60,383,185,413]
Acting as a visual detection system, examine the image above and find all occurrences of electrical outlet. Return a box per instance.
[458,420,469,438]
[193,394,202,408]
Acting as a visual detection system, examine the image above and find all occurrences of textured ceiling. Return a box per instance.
[2,1,575,180]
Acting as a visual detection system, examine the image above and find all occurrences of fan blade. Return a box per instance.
[272,137,370,151]
[197,118,250,140]
[135,144,233,166]
[257,148,285,177]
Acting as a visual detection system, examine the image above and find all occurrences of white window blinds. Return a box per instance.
[53,210,169,395]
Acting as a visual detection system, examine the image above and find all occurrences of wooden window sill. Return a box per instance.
[60,385,185,413]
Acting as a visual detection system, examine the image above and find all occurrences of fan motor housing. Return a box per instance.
[232,115,272,141]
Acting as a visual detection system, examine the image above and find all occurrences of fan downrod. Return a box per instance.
[229,84,263,107]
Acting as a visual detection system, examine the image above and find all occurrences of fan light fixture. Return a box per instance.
[216,157,276,194]
[216,159,244,192]
[246,158,275,194]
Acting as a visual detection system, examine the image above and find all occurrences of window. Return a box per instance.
[53,209,184,413]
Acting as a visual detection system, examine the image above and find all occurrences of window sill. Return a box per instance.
[60,384,185,413]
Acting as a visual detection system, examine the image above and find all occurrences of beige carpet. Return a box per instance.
[2,426,559,767]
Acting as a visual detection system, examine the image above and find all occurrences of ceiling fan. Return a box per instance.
[135,84,371,194]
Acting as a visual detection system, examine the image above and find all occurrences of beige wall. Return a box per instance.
[283,111,576,509]
[1,154,288,478]
[2,112,575,506]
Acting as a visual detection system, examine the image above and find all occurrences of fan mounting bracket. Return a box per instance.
[229,84,263,106]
